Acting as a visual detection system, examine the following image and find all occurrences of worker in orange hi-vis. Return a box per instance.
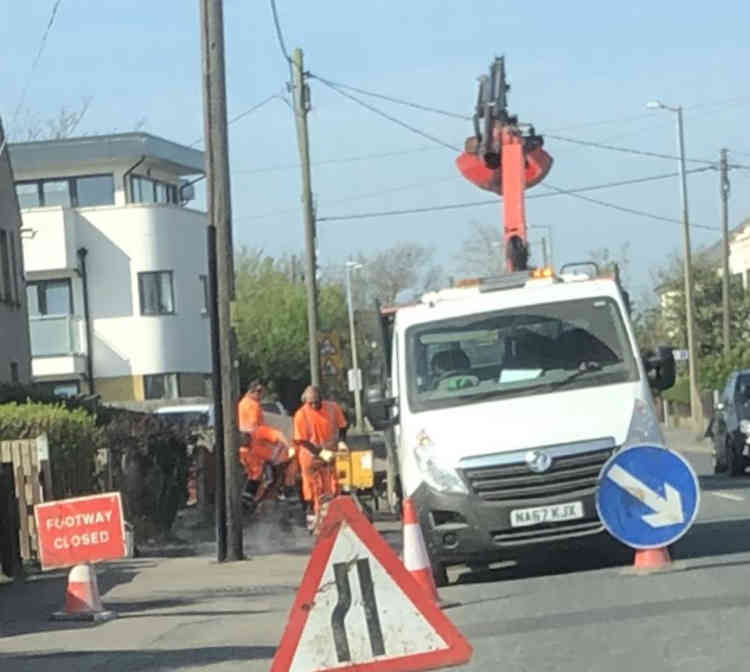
[293,385,349,529]
[237,380,294,504]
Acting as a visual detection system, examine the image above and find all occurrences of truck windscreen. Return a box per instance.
[405,296,639,412]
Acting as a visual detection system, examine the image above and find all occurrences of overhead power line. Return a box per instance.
[189,92,284,147]
[233,145,442,175]
[540,183,716,231]
[310,75,471,121]
[545,134,717,165]
[315,78,462,152]
[317,168,717,231]
[11,0,64,133]
[270,0,292,63]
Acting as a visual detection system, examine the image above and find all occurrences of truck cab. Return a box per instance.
[367,266,675,585]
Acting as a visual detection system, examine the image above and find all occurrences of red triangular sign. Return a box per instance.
[271,497,473,672]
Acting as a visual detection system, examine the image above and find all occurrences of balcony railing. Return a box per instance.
[29,315,86,357]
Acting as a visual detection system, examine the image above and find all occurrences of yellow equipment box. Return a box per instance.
[336,448,374,492]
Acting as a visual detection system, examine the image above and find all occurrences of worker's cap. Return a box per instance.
[247,379,265,394]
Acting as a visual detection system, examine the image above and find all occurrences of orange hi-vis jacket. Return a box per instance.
[293,401,347,503]
[237,395,287,480]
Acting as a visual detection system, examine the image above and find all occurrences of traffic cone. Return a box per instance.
[51,564,116,622]
[633,546,671,571]
[402,498,441,603]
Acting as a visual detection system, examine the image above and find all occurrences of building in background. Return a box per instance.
[0,120,32,385]
[9,133,210,401]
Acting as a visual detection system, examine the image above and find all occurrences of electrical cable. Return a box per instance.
[233,145,442,175]
[541,183,717,231]
[270,0,292,63]
[310,75,471,121]
[317,168,716,231]
[189,93,283,147]
[9,0,64,138]
[316,78,462,152]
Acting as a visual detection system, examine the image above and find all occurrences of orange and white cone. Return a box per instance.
[52,564,116,622]
[633,546,671,571]
[402,498,441,603]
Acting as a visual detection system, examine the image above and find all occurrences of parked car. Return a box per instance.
[706,369,750,476]
[155,404,214,428]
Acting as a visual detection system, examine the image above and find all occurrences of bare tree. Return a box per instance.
[458,220,504,277]
[11,97,93,141]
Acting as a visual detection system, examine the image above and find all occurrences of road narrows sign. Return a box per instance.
[34,492,127,570]
[596,444,700,549]
[270,497,472,672]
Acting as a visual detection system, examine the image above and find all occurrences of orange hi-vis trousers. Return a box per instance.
[298,446,340,514]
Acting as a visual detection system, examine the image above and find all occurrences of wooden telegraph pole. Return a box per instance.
[199,0,243,561]
[291,48,321,387]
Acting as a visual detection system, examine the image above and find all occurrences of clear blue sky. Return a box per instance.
[4,1,750,298]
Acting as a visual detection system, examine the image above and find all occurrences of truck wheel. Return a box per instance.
[432,560,449,588]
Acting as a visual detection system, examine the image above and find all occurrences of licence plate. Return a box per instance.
[510,501,584,528]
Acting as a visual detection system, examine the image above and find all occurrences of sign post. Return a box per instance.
[596,444,700,569]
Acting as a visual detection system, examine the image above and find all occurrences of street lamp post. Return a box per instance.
[345,261,364,431]
[647,100,703,431]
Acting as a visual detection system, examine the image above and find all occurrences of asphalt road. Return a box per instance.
[434,438,750,672]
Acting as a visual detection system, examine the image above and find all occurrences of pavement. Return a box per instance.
[5,427,750,671]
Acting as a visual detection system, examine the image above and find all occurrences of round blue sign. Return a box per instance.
[596,443,700,549]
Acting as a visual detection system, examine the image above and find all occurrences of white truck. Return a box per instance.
[366,264,675,585]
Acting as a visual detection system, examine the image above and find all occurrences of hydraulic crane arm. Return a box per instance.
[455,57,553,272]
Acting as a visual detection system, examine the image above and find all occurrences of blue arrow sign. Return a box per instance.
[596,444,700,549]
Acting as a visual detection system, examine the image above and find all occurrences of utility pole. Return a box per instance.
[541,237,549,267]
[200,0,243,561]
[345,261,364,431]
[291,48,321,387]
[720,148,731,356]
[647,100,703,431]
[675,107,703,432]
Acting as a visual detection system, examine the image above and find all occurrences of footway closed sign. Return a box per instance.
[34,492,126,570]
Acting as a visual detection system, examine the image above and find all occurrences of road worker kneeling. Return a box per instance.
[237,380,296,512]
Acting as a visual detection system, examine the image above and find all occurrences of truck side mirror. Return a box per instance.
[364,384,398,430]
[643,345,676,392]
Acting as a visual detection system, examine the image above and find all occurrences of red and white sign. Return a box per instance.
[34,492,126,570]
[271,497,472,672]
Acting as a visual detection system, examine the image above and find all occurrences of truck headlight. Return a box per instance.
[624,398,665,448]
[413,430,468,494]
[740,420,750,435]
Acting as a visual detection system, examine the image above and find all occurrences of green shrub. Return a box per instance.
[99,413,189,542]
[0,401,100,499]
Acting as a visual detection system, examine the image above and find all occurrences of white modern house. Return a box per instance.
[0,121,32,385]
[9,133,211,401]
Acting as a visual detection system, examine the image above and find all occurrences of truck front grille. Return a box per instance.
[460,442,614,504]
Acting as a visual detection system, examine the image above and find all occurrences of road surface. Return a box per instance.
[4,430,750,671]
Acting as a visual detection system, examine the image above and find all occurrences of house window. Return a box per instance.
[144,373,179,400]
[130,175,178,205]
[74,175,115,207]
[0,230,11,303]
[15,182,40,209]
[200,274,209,313]
[14,175,114,208]
[26,279,73,316]
[42,180,72,207]
[138,271,175,315]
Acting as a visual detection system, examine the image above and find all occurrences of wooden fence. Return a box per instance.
[0,435,52,565]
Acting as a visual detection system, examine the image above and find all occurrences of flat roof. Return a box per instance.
[8,132,205,177]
